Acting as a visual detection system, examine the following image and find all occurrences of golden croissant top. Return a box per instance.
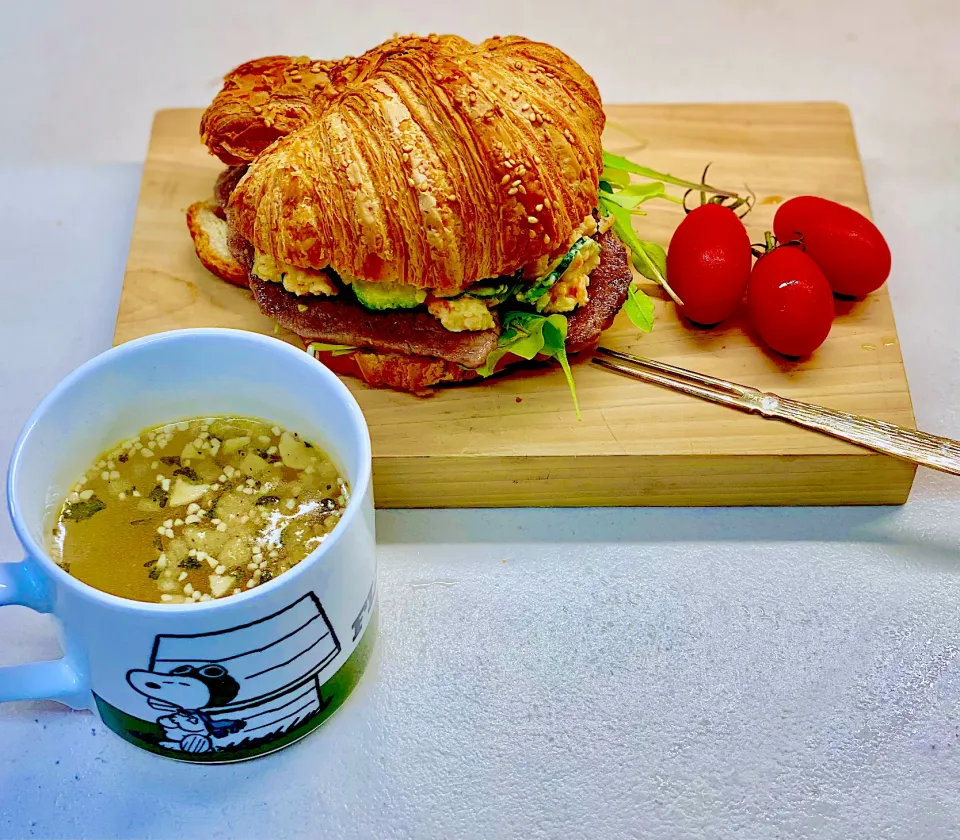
[200,34,605,294]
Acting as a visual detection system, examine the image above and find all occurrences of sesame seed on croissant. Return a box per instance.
[200,34,605,295]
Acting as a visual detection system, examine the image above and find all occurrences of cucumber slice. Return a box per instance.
[465,281,510,300]
[518,238,590,305]
[463,273,522,306]
[352,277,427,311]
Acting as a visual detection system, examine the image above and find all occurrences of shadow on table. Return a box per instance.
[376,503,960,568]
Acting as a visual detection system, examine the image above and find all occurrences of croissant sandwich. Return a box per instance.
[188,34,634,394]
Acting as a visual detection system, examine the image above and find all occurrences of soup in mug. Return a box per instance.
[48,417,349,604]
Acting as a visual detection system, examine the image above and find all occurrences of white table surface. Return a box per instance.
[1,1,959,837]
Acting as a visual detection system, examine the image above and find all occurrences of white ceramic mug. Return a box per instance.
[1,328,376,763]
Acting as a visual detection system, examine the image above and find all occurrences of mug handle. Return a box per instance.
[0,560,88,709]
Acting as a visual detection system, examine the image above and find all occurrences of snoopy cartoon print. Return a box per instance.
[128,664,247,754]
[124,594,343,756]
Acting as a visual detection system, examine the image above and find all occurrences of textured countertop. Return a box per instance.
[1,1,959,837]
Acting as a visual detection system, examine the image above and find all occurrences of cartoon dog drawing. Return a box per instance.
[123,594,345,756]
[128,664,247,753]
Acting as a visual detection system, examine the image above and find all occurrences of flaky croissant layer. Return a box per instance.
[201,34,605,294]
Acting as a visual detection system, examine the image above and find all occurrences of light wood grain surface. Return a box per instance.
[115,102,915,507]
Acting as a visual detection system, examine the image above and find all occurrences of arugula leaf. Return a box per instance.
[618,182,668,200]
[476,312,546,375]
[631,240,668,284]
[600,146,739,327]
[619,182,685,207]
[476,312,581,419]
[623,285,655,333]
[541,317,581,421]
[599,200,659,280]
[599,165,631,189]
[599,197,680,305]
[599,180,683,213]
[600,192,648,213]
[309,342,359,357]
[602,151,722,192]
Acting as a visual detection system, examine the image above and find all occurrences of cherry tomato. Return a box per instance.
[666,203,752,325]
[747,246,835,358]
[773,195,891,298]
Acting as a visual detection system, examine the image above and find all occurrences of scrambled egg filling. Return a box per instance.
[426,230,605,330]
[427,297,496,332]
[523,214,600,280]
[253,251,338,297]
[253,213,610,331]
[538,238,602,314]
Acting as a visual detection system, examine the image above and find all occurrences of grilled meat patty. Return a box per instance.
[250,276,502,369]
[248,230,631,363]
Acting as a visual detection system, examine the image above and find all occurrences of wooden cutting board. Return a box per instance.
[115,103,916,507]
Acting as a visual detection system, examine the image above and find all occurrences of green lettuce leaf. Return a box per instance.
[476,312,581,420]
